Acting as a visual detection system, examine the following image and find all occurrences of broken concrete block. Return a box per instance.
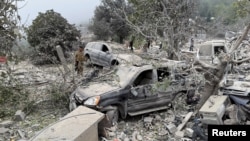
[185,128,194,138]
[17,130,25,139]
[124,138,130,141]
[175,130,185,138]
[0,120,14,128]
[166,123,177,134]
[158,128,169,136]
[181,138,192,141]
[246,121,250,125]
[0,127,9,135]
[15,110,26,121]
[143,117,153,123]
[136,134,143,140]
[199,95,230,125]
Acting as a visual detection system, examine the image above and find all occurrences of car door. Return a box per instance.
[85,42,99,65]
[98,44,112,67]
[127,68,174,116]
[127,69,159,114]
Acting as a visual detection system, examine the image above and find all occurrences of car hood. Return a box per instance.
[114,54,143,65]
[75,82,121,100]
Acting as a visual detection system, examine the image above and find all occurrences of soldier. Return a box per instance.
[75,45,85,76]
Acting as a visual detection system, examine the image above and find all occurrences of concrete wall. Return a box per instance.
[30,106,104,141]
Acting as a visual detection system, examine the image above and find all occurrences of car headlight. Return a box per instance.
[84,96,100,106]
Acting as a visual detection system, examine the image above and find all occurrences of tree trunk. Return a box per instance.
[196,62,227,110]
[196,23,250,111]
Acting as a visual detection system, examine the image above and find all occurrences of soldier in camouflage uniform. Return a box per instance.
[75,45,85,76]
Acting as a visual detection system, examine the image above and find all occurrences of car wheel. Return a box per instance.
[85,55,92,67]
[106,107,119,126]
[111,60,119,66]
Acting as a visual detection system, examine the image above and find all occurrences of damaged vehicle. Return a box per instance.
[84,41,142,67]
[69,61,196,126]
[218,74,250,121]
[197,40,227,64]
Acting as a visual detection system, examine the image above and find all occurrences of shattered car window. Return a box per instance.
[115,66,141,87]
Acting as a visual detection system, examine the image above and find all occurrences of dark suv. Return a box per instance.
[69,61,195,126]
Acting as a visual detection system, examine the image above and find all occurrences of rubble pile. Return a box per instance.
[1,34,250,141]
[103,110,208,141]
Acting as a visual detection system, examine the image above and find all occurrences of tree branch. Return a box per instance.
[229,22,250,53]
[232,56,250,64]
[193,59,218,70]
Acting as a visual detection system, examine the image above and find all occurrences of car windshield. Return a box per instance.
[115,65,142,87]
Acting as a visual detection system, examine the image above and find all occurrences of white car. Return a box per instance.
[84,42,143,67]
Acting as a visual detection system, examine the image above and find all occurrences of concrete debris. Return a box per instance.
[0,120,14,128]
[166,123,177,134]
[175,130,185,138]
[123,137,130,141]
[244,121,250,126]
[0,128,9,135]
[17,130,25,139]
[181,137,192,141]
[158,128,169,136]
[185,128,194,138]
[144,122,153,130]
[154,114,162,122]
[136,134,143,141]
[165,110,175,122]
[15,110,26,121]
[143,117,153,123]
[199,95,230,125]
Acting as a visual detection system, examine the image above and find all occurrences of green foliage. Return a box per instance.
[47,83,69,109]
[198,0,249,25]
[0,83,30,118]
[0,0,20,56]
[89,0,132,43]
[26,10,81,65]
[233,0,250,18]
[154,78,170,92]
[128,0,197,59]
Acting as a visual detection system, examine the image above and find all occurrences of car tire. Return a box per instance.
[85,55,92,67]
[111,60,119,66]
[106,107,119,126]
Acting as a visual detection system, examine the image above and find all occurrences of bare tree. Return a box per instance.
[115,0,199,60]
[0,0,20,56]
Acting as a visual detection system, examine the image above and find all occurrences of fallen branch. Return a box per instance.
[232,56,250,64]
[229,22,250,53]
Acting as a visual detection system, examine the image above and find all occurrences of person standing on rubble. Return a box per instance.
[129,36,135,52]
[189,38,194,51]
[75,45,85,76]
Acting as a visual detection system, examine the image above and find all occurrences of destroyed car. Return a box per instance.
[197,40,227,64]
[84,41,142,67]
[69,61,196,126]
